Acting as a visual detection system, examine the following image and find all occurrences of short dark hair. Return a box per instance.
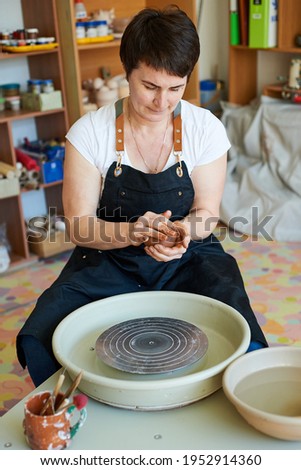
[119,5,200,79]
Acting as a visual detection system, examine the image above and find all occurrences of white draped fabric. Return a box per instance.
[220,97,301,241]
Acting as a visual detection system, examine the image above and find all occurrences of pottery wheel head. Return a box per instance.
[95,317,208,374]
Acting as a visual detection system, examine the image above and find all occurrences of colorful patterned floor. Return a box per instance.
[0,251,72,416]
[1,235,301,416]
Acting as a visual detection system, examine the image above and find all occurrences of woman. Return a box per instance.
[17,6,267,386]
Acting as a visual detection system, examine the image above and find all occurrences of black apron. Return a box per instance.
[17,100,268,382]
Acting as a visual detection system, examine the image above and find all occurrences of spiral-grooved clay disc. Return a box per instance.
[95,317,208,374]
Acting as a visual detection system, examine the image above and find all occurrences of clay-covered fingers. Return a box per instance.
[157,221,190,248]
[150,212,178,240]
[129,221,150,246]
[172,221,190,247]
[132,211,177,245]
[141,210,179,245]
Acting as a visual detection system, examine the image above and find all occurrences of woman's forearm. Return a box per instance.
[65,212,174,250]
[66,215,132,250]
[182,208,220,241]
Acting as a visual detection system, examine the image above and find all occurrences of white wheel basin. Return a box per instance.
[52,291,250,410]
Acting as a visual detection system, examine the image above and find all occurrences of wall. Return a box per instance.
[197,0,229,90]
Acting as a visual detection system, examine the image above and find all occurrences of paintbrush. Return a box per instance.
[57,393,88,413]
[40,372,65,416]
[54,370,83,411]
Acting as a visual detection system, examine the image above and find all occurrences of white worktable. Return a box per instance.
[1,370,301,451]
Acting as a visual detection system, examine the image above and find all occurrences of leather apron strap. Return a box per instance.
[114,99,183,177]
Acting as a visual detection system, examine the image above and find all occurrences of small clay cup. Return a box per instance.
[23,391,87,450]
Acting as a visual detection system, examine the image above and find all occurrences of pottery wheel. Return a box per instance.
[95,317,208,374]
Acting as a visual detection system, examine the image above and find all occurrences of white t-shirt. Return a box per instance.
[66,99,231,181]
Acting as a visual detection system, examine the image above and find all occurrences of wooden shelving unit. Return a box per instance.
[228,0,301,105]
[55,0,200,126]
[0,0,70,271]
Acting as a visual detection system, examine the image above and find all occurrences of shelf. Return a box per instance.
[55,0,200,125]
[0,107,66,123]
[77,39,121,51]
[229,0,301,105]
[263,83,301,101]
[0,0,70,271]
[231,45,301,54]
[20,180,63,193]
[0,48,60,60]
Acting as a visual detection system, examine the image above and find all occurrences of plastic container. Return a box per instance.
[95,20,108,37]
[200,79,224,114]
[76,22,86,38]
[36,37,55,45]
[74,0,87,20]
[86,21,97,38]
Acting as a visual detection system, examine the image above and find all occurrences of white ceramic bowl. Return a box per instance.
[223,346,301,441]
[53,291,250,410]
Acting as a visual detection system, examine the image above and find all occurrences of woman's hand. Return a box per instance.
[129,210,190,261]
[129,210,179,246]
[144,228,190,261]
[144,218,191,262]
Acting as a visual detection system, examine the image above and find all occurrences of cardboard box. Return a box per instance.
[249,0,278,48]
[21,90,63,111]
[28,230,74,258]
[0,178,20,199]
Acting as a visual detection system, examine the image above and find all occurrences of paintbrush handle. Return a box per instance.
[40,394,54,416]
[53,373,65,399]
[40,373,65,415]
[55,371,83,410]
[56,399,70,413]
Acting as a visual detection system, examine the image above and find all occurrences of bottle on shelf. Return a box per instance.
[74,0,87,21]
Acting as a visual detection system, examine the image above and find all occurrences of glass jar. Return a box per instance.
[0,31,10,41]
[5,96,21,111]
[2,83,20,97]
[41,79,54,93]
[28,79,42,94]
[26,28,38,43]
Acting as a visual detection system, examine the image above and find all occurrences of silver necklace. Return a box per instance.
[128,112,170,174]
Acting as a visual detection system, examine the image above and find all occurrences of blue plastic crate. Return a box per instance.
[41,159,64,183]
